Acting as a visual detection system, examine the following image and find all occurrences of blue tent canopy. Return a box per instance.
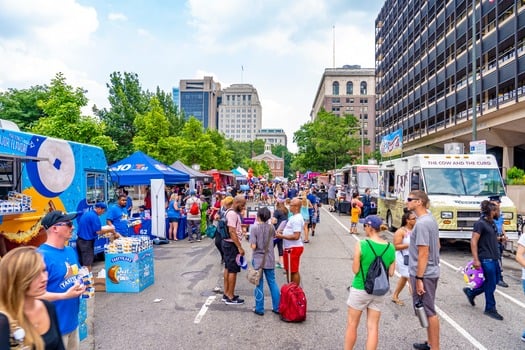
[109,151,190,185]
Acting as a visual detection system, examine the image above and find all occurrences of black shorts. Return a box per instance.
[76,238,95,266]
[221,240,240,273]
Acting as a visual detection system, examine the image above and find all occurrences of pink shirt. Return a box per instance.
[226,210,242,241]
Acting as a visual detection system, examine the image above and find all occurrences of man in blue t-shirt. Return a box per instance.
[38,210,86,350]
[77,202,117,271]
[106,194,130,236]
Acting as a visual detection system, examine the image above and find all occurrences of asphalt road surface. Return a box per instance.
[83,207,525,350]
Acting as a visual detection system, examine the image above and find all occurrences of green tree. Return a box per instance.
[292,109,360,172]
[169,117,218,169]
[31,73,116,154]
[244,159,271,178]
[205,129,234,170]
[0,85,49,130]
[94,72,151,163]
[155,86,185,136]
[132,97,178,164]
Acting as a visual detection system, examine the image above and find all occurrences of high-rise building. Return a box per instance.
[218,84,262,141]
[172,87,180,108]
[311,65,376,152]
[375,0,525,170]
[255,129,287,148]
[179,77,221,129]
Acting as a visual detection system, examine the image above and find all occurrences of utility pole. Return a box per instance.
[471,0,477,141]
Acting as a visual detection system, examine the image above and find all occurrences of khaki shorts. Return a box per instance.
[346,287,385,311]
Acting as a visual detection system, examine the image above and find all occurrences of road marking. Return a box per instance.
[194,295,216,324]
[435,305,488,350]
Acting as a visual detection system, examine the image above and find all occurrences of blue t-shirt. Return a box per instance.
[107,204,129,236]
[77,210,102,240]
[37,244,80,335]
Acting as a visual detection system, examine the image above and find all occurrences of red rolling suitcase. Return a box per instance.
[279,249,307,322]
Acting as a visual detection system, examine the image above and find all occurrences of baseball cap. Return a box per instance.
[94,202,107,209]
[42,210,77,229]
[363,215,383,230]
[488,195,501,203]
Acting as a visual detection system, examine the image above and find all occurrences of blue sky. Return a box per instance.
[0,0,384,152]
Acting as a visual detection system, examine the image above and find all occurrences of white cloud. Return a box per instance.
[0,0,99,91]
[108,12,127,21]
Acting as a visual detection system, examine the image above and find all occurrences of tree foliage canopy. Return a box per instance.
[31,73,116,154]
[292,109,361,172]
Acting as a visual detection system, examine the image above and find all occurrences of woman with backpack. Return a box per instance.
[344,215,396,350]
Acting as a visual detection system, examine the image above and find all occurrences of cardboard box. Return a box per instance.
[94,277,106,292]
[105,247,154,293]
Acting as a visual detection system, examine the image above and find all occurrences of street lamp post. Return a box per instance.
[471,0,477,141]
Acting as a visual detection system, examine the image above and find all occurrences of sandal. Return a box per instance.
[303,240,309,243]
[391,298,405,306]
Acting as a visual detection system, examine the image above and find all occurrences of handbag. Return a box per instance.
[247,225,274,285]
[402,252,409,266]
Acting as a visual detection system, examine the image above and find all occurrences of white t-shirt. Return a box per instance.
[518,234,525,280]
[282,213,304,249]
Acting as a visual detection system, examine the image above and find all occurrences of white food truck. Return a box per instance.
[377,153,519,240]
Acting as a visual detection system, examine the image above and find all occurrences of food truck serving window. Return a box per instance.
[0,157,21,199]
[86,172,106,204]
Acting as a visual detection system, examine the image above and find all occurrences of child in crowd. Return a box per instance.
[350,202,361,234]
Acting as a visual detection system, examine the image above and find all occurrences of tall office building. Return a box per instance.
[311,65,376,152]
[172,87,180,108]
[179,77,221,129]
[255,129,287,148]
[218,84,262,141]
[375,0,525,170]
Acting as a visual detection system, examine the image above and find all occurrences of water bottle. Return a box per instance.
[415,299,429,328]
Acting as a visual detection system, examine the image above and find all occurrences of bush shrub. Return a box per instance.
[507,166,525,185]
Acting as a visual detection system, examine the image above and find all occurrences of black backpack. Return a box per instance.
[217,209,232,239]
[360,240,391,296]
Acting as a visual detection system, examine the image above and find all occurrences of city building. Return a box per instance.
[375,0,525,171]
[255,128,288,148]
[252,143,284,178]
[179,77,221,130]
[218,83,262,141]
[172,87,180,108]
[311,65,377,153]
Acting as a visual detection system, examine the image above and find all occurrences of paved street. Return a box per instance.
[84,207,525,350]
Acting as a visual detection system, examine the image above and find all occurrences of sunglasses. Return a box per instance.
[54,221,73,227]
[408,217,417,220]
[406,197,419,202]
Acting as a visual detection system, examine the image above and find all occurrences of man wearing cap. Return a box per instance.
[106,194,130,237]
[76,203,117,271]
[489,195,509,288]
[406,190,441,350]
[185,190,202,242]
[38,210,86,350]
